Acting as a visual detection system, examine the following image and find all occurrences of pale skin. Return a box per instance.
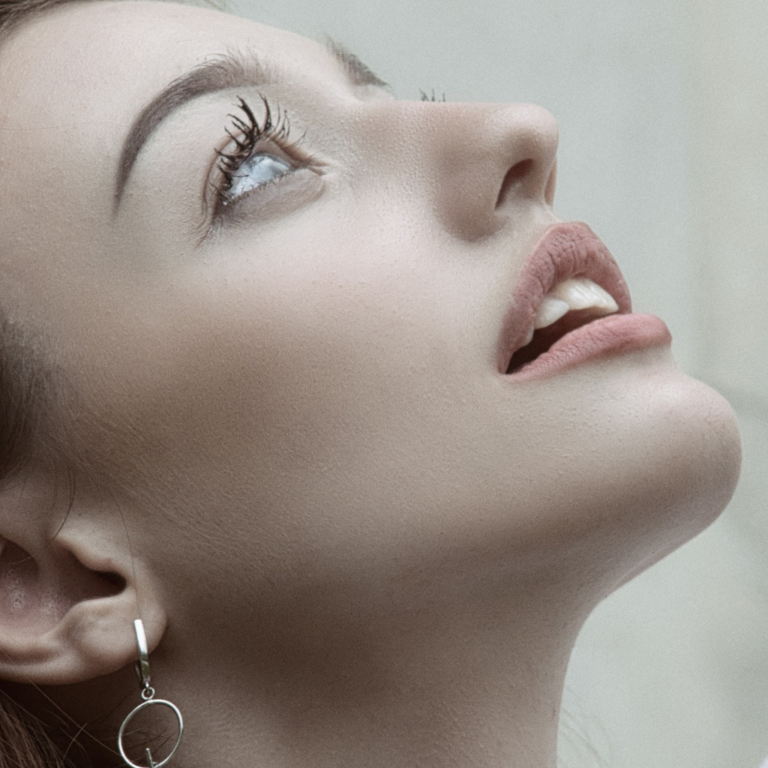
[0,2,741,767]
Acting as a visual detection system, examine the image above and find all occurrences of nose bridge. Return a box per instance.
[411,101,559,241]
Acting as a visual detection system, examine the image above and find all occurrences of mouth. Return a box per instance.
[499,223,666,378]
[505,276,621,373]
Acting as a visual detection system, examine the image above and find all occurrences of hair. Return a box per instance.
[0,3,101,767]
[0,0,82,38]
[0,691,76,768]
[0,0,86,475]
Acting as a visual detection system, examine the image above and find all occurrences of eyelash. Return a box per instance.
[213,95,298,211]
[419,89,447,102]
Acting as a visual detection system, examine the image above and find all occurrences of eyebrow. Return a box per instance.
[324,38,389,90]
[114,43,388,210]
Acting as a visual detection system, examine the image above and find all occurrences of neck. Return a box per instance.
[154,585,591,768]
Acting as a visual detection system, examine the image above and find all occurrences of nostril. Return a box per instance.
[495,159,534,209]
[544,162,557,206]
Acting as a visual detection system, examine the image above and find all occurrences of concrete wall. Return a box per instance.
[228,0,768,765]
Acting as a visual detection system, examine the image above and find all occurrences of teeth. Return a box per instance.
[522,325,535,346]
[552,278,618,312]
[534,278,618,330]
[533,297,569,329]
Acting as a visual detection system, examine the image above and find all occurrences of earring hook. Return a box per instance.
[134,618,154,699]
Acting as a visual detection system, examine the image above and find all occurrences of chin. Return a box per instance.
[628,372,740,575]
[566,354,741,594]
[493,346,743,598]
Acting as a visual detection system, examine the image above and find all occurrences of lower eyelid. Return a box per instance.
[212,166,324,229]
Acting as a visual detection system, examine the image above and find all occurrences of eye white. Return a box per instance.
[225,154,292,203]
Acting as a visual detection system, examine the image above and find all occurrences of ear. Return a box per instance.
[0,473,167,685]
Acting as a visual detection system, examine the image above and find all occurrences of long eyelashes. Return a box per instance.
[214,95,293,208]
[419,89,447,102]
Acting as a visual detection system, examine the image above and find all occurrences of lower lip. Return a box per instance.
[505,313,671,382]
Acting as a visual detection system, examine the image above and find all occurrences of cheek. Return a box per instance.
[61,228,477,499]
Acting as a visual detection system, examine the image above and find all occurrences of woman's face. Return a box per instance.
[0,2,739,633]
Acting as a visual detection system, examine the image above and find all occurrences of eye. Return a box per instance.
[220,152,293,205]
[212,95,306,213]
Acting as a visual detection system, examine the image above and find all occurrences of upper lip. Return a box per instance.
[497,222,632,373]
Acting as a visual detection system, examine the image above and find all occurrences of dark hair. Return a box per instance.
[0,3,97,766]
[0,0,86,479]
[0,0,83,38]
[0,691,74,768]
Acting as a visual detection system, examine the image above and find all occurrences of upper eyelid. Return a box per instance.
[212,97,298,196]
[194,97,321,245]
[213,97,291,203]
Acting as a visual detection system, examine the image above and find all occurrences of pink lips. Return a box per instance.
[498,222,671,380]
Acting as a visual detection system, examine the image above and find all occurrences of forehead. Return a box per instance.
[1,1,329,98]
[0,2,334,139]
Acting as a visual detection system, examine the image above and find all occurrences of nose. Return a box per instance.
[418,102,559,241]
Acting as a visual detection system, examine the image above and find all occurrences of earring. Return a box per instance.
[117,619,184,768]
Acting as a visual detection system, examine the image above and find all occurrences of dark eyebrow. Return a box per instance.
[323,38,389,90]
[114,51,272,210]
[114,44,388,211]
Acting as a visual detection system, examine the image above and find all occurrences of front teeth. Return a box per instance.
[532,278,619,331]
[533,297,570,330]
[522,325,535,346]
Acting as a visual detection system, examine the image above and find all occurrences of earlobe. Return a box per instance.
[0,501,167,686]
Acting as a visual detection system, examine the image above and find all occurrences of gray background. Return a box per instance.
[222,0,768,765]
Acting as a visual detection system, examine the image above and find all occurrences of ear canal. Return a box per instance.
[0,538,125,633]
[0,538,38,621]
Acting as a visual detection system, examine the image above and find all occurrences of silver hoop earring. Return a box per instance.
[117,619,184,768]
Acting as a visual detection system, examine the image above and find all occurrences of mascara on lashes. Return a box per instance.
[211,94,301,213]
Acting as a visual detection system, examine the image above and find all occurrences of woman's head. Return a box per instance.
[0,1,740,762]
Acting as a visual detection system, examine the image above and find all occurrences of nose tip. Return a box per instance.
[432,102,559,241]
[492,103,559,209]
